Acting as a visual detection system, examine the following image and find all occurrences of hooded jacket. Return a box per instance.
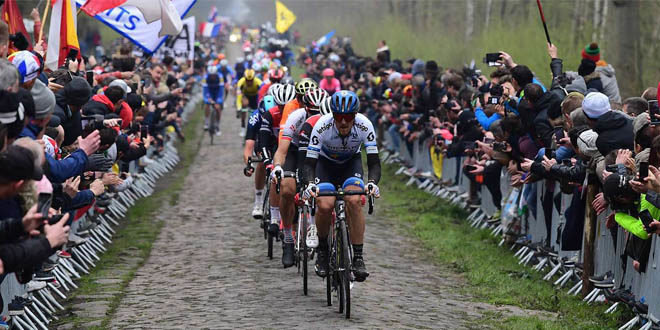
[593,110,634,156]
[82,94,133,129]
[53,91,82,147]
[596,64,622,103]
[532,91,562,148]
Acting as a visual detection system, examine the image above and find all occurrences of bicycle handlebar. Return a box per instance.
[310,189,374,216]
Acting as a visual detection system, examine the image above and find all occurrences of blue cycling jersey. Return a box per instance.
[203,73,225,104]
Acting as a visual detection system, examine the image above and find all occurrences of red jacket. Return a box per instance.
[82,93,133,129]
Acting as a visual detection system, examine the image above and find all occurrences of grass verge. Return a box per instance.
[53,104,204,329]
[379,163,631,330]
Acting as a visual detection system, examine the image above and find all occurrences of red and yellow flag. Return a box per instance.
[46,0,80,70]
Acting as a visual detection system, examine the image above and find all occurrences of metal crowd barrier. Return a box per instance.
[0,91,201,328]
[385,131,660,328]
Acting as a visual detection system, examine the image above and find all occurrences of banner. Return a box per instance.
[74,0,197,54]
[275,0,296,34]
[155,16,195,61]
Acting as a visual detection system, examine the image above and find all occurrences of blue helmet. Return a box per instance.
[330,90,360,114]
[259,95,276,114]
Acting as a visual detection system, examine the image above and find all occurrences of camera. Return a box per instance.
[492,141,507,152]
[483,52,502,66]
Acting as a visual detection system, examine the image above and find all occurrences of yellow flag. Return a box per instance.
[275,0,296,33]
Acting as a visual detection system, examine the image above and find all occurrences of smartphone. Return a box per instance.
[37,193,52,219]
[487,96,499,105]
[640,162,649,180]
[554,127,564,143]
[546,148,555,160]
[465,165,477,172]
[483,53,502,67]
[650,100,659,124]
[67,49,79,61]
[85,70,94,86]
[640,209,654,233]
[140,124,149,139]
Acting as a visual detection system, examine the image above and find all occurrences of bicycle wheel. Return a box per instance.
[339,221,351,319]
[336,225,344,314]
[267,231,274,259]
[262,190,270,240]
[326,236,332,306]
[209,109,217,144]
[301,207,308,296]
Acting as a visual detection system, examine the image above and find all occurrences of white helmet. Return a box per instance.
[303,88,329,113]
[273,84,296,105]
[220,59,228,67]
[319,96,332,116]
[207,65,218,74]
[268,83,282,97]
[236,57,244,63]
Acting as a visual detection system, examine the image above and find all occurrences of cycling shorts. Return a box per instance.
[315,155,363,188]
[205,88,224,105]
[247,94,258,110]
[283,145,298,175]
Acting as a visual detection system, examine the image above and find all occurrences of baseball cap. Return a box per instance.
[108,79,132,96]
[8,51,42,84]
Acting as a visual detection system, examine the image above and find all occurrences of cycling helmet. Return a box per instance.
[273,84,296,105]
[217,53,225,60]
[295,78,318,96]
[244,69,255,80]
[303,88,329,112]
[322,68,335,77]
[268,83,282,96]
[220,59,228,67]
[251,63,260,71]
[269,68,284,82]
[319,96,332,116]
[246,54,253,61]
[207,65,218,74]
[236,57,244,63]
[281,76,295,86]
[259,95,276,114]
[330,90,360,114]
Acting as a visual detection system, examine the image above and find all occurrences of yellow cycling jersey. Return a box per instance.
[237,77,262,97]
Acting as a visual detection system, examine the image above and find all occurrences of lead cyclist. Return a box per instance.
[301,90,381,282]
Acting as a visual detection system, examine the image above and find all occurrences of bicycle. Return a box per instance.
[244,154,277,259]
[310,188,374,319]
[294,193,313,296]
[208,101,221,145]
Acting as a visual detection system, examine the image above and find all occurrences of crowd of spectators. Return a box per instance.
[298,35,660,282]
[0,12,199,315]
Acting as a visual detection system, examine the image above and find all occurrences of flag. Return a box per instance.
[207,6,217,23]
[80,0,127,17]
[316,30,335,47]
[1,0,32,51]
[199,22,221,38]
[46,0,80,70]
[275,0,295,34]
[124,0,183,37]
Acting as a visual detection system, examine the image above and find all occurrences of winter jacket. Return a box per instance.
[532,92,561,149]
[44,150,88,184]
[596,64,622,103]
[583,72,604,93]
[53,91,83,147]
[615,194,658,239]
[0,237,54,274]
[593,110,634,156]
[548,58,587,97]
[82,94,133,129]
[548,160,586,183]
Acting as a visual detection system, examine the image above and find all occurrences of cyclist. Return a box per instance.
[258,68,284,102]
[244,93,278,218]
[278,78,318,141]
[302,91,381,282]
[271,88,329,267]
[259,84,297,258]
[236,69,263,137]
[319,68,341,95]
[202,65,225,135]
[218,59,235,90]
[234,57,245,83]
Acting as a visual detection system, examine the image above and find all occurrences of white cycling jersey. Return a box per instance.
[306,113,378,163]
[281,108,308,146]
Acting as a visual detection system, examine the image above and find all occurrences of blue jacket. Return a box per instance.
[45,150,88,183]
[474,107,500,131]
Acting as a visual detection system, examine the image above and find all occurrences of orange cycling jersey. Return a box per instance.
[278,98,302,142]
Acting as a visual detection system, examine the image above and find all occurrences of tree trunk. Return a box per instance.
[572,0,582,47]
[592,0,601,41]
[465,0,474,40]
[485,0,493,30]
[612,0,641,95]
[599,0,609,42]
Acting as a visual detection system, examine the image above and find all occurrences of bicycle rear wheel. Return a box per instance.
[301,207,308,296]
[209,109,217,144]
[339,221,351,318]
[262,183,270,239]
[267,231,274,259]
[326,236,332,306]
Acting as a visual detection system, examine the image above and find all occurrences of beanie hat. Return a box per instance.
[30,80,55,119]
[8,51,41,84]
[581,42,601,63]
[64,77,93,106]
[633,112,651,138]
[578,58,596,77]
[576,129,600,158]
[0,90,20,124]
[581,92,610,119]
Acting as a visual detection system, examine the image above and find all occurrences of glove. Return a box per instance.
[85,154,114,172]
[366,182,380,198]
[302,183,318,200]
[271,165,283,183]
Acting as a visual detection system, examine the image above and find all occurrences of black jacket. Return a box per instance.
[532,92,561,149]
[53,91,83,147]
[594,111,634,156]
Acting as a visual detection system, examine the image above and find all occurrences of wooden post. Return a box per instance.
[38,0,51,43]
[581,173,598,296]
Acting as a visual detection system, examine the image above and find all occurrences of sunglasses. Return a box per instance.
[333,113,356,122]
